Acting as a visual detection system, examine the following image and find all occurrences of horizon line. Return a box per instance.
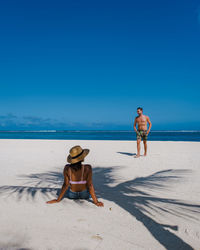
[0,130,200,133]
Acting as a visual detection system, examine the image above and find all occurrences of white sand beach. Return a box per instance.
[0,139,200,250]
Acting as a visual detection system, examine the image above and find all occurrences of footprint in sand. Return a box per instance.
[77,219,85,222]
[91,234,103,241]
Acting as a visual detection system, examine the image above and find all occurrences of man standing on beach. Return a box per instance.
[133,107,152,157]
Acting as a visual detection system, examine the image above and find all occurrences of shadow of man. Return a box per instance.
[117,152,136,156]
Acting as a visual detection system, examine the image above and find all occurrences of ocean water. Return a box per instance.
[0,131,199,141]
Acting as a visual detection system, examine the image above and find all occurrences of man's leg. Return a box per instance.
[143,140,147,156]
[135,139,141,157]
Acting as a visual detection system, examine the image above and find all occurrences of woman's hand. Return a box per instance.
[46,199,59,204]
[95,201,104,207]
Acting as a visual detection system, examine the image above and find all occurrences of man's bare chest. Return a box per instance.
[137,117,147,124]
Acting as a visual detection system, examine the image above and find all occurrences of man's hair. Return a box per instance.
[137,107,143,111]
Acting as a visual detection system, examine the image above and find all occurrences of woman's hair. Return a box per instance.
[70,161,82,171]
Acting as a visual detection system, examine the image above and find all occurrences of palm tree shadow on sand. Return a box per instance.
[0,167,199,250]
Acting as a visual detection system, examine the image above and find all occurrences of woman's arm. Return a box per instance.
[87,166,104,207]
[46,166,69,204]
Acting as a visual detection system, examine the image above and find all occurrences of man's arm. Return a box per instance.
[146,116,152,134]
[133,118,137,133]
[46,166,69,204]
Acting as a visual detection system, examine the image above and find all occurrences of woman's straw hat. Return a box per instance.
[67,145,89,164]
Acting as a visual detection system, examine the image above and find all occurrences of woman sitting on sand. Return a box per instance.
[46,145,104,207]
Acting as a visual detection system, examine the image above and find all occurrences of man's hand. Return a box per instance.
[146,116,152,133]
[133,118,137,133]
[95,201,104,207]
[46,199,59,204]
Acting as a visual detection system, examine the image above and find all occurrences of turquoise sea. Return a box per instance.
[0,131,199,141]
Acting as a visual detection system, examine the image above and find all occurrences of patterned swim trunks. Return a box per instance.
[136,130,148,141]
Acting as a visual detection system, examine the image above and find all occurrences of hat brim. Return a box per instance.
[67,149,89,164]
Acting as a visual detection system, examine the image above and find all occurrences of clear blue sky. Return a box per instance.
[0,0,200,130]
